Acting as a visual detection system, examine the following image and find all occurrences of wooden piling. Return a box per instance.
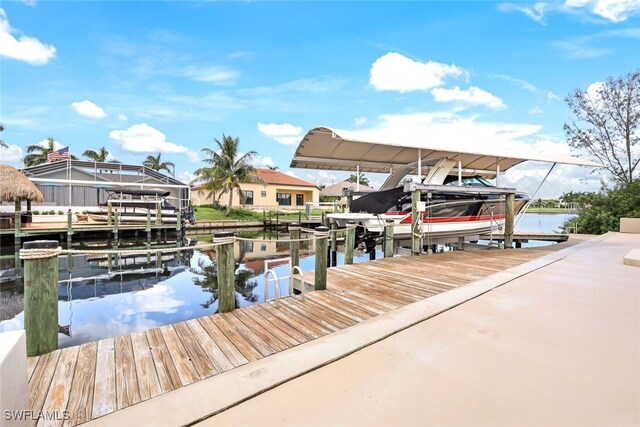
[107,201,112,226]
[330,219,337,267]
[411,189,421,255]
[215,232,236,313]
[345,220,355,265]
[14,200,21,240]
[384,219,394,258]
[23,240,59,356]
[504,193,515,249]
[66,210,73,245]
[146,210,151,242]
[156,201,162,225]
[289,223,300,268]
[314,226,328,290]
[113,209,119,241]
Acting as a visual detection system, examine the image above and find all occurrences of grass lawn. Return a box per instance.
[193,206,342,221]
[525,207,576,214]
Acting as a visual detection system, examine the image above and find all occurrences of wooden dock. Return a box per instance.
[26,241,578,426]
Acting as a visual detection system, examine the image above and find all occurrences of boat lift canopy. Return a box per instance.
[290,126,603,179]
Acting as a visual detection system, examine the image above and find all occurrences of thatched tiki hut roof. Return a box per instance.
[0,164,44,202]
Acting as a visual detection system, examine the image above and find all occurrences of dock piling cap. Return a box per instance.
[23,240,59,250]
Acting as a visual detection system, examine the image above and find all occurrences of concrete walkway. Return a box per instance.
[201,232,639,426]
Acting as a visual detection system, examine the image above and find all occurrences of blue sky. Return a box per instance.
[1,0,639,197]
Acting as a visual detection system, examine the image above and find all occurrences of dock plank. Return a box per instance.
[160,325,201,386]
[172,322,219,379]
[232,309,292,352]
[146,328,182,394]
[209,315,264,362]
[185,319,235,373]
[65,342,97,426]
[38,346,79,427]
[197,316,250,367]
[114,335,141,410]
[29,351,61,418]
[129,332,162,402]
[91,338,116,418]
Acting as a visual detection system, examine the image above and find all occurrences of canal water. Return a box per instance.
[0,213,573,348]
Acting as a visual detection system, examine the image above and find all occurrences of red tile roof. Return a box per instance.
[255,168,317,188]
[192,168,317,189]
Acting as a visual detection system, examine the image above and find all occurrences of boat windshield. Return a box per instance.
[443,176,494,187]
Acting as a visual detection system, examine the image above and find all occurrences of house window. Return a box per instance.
[243,190,254,205]
[261,191,267,197]
[276,193,291,206]
[296,194,304,206]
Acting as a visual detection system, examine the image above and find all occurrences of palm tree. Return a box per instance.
[200,134,258,216]
[143,153,175,175]
[23,137,77,166]
[0,124,7,148]
[83,146,117,163]
[346,173,370,186]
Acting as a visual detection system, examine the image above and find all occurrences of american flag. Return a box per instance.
[47,146,70,162]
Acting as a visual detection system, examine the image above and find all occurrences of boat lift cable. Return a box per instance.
[514,162,557,229]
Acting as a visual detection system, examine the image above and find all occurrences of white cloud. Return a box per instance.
[354,116,367,126]
[431,86,506,109]
[547,91,561,101]
[369,52,464,93]
[177,171,196,185]
[586,81,605,99]
[70,100,107,119]
[38,138,63,150]
[0,144,23,162]
[284,171,297,178]
[180,65,238,84]
[499,0,640,23]
[0,8,56,65]
[109,123,199,162]
[252,155,275,168]
[257,122,303,145]
[117,114,128,121]
[529,106,544,114]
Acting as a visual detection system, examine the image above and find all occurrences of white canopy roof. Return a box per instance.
[290,126,603,179]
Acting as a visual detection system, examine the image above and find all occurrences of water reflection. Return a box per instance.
[0,232,375,348]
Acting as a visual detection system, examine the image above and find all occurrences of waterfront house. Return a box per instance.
[0,160,190,217]
[191,168,319,210]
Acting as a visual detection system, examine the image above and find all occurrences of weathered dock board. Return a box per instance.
[27,241,578,426]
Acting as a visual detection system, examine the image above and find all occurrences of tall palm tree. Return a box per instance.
[200,134,258,216]
[143,153,175,175]
[23,137,77,166]
[0,124,7,148]
[83,146,118,163]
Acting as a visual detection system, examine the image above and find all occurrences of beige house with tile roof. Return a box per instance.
[191,168,319,210]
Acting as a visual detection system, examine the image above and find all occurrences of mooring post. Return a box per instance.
[146,210,151,242]
[384,219,394,258]
[345,220,355,265]
[330,219,337,267]
[215,231,236,313]
[314,226,328,290]
[411,189,422,256]
[66,209,73,246]
[107,201,112,226]
[14,200,21,241]
[22,240,59,356]
[113,209,119,242]
[289,223,300,268]
[504,193,515,249]
[156,201,162,225]
[176,209,182,235]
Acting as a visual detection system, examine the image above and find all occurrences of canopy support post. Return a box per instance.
[417,149,422,183]
[356,164,360,192]
[458,157,462,186]
[515,163,557,229]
